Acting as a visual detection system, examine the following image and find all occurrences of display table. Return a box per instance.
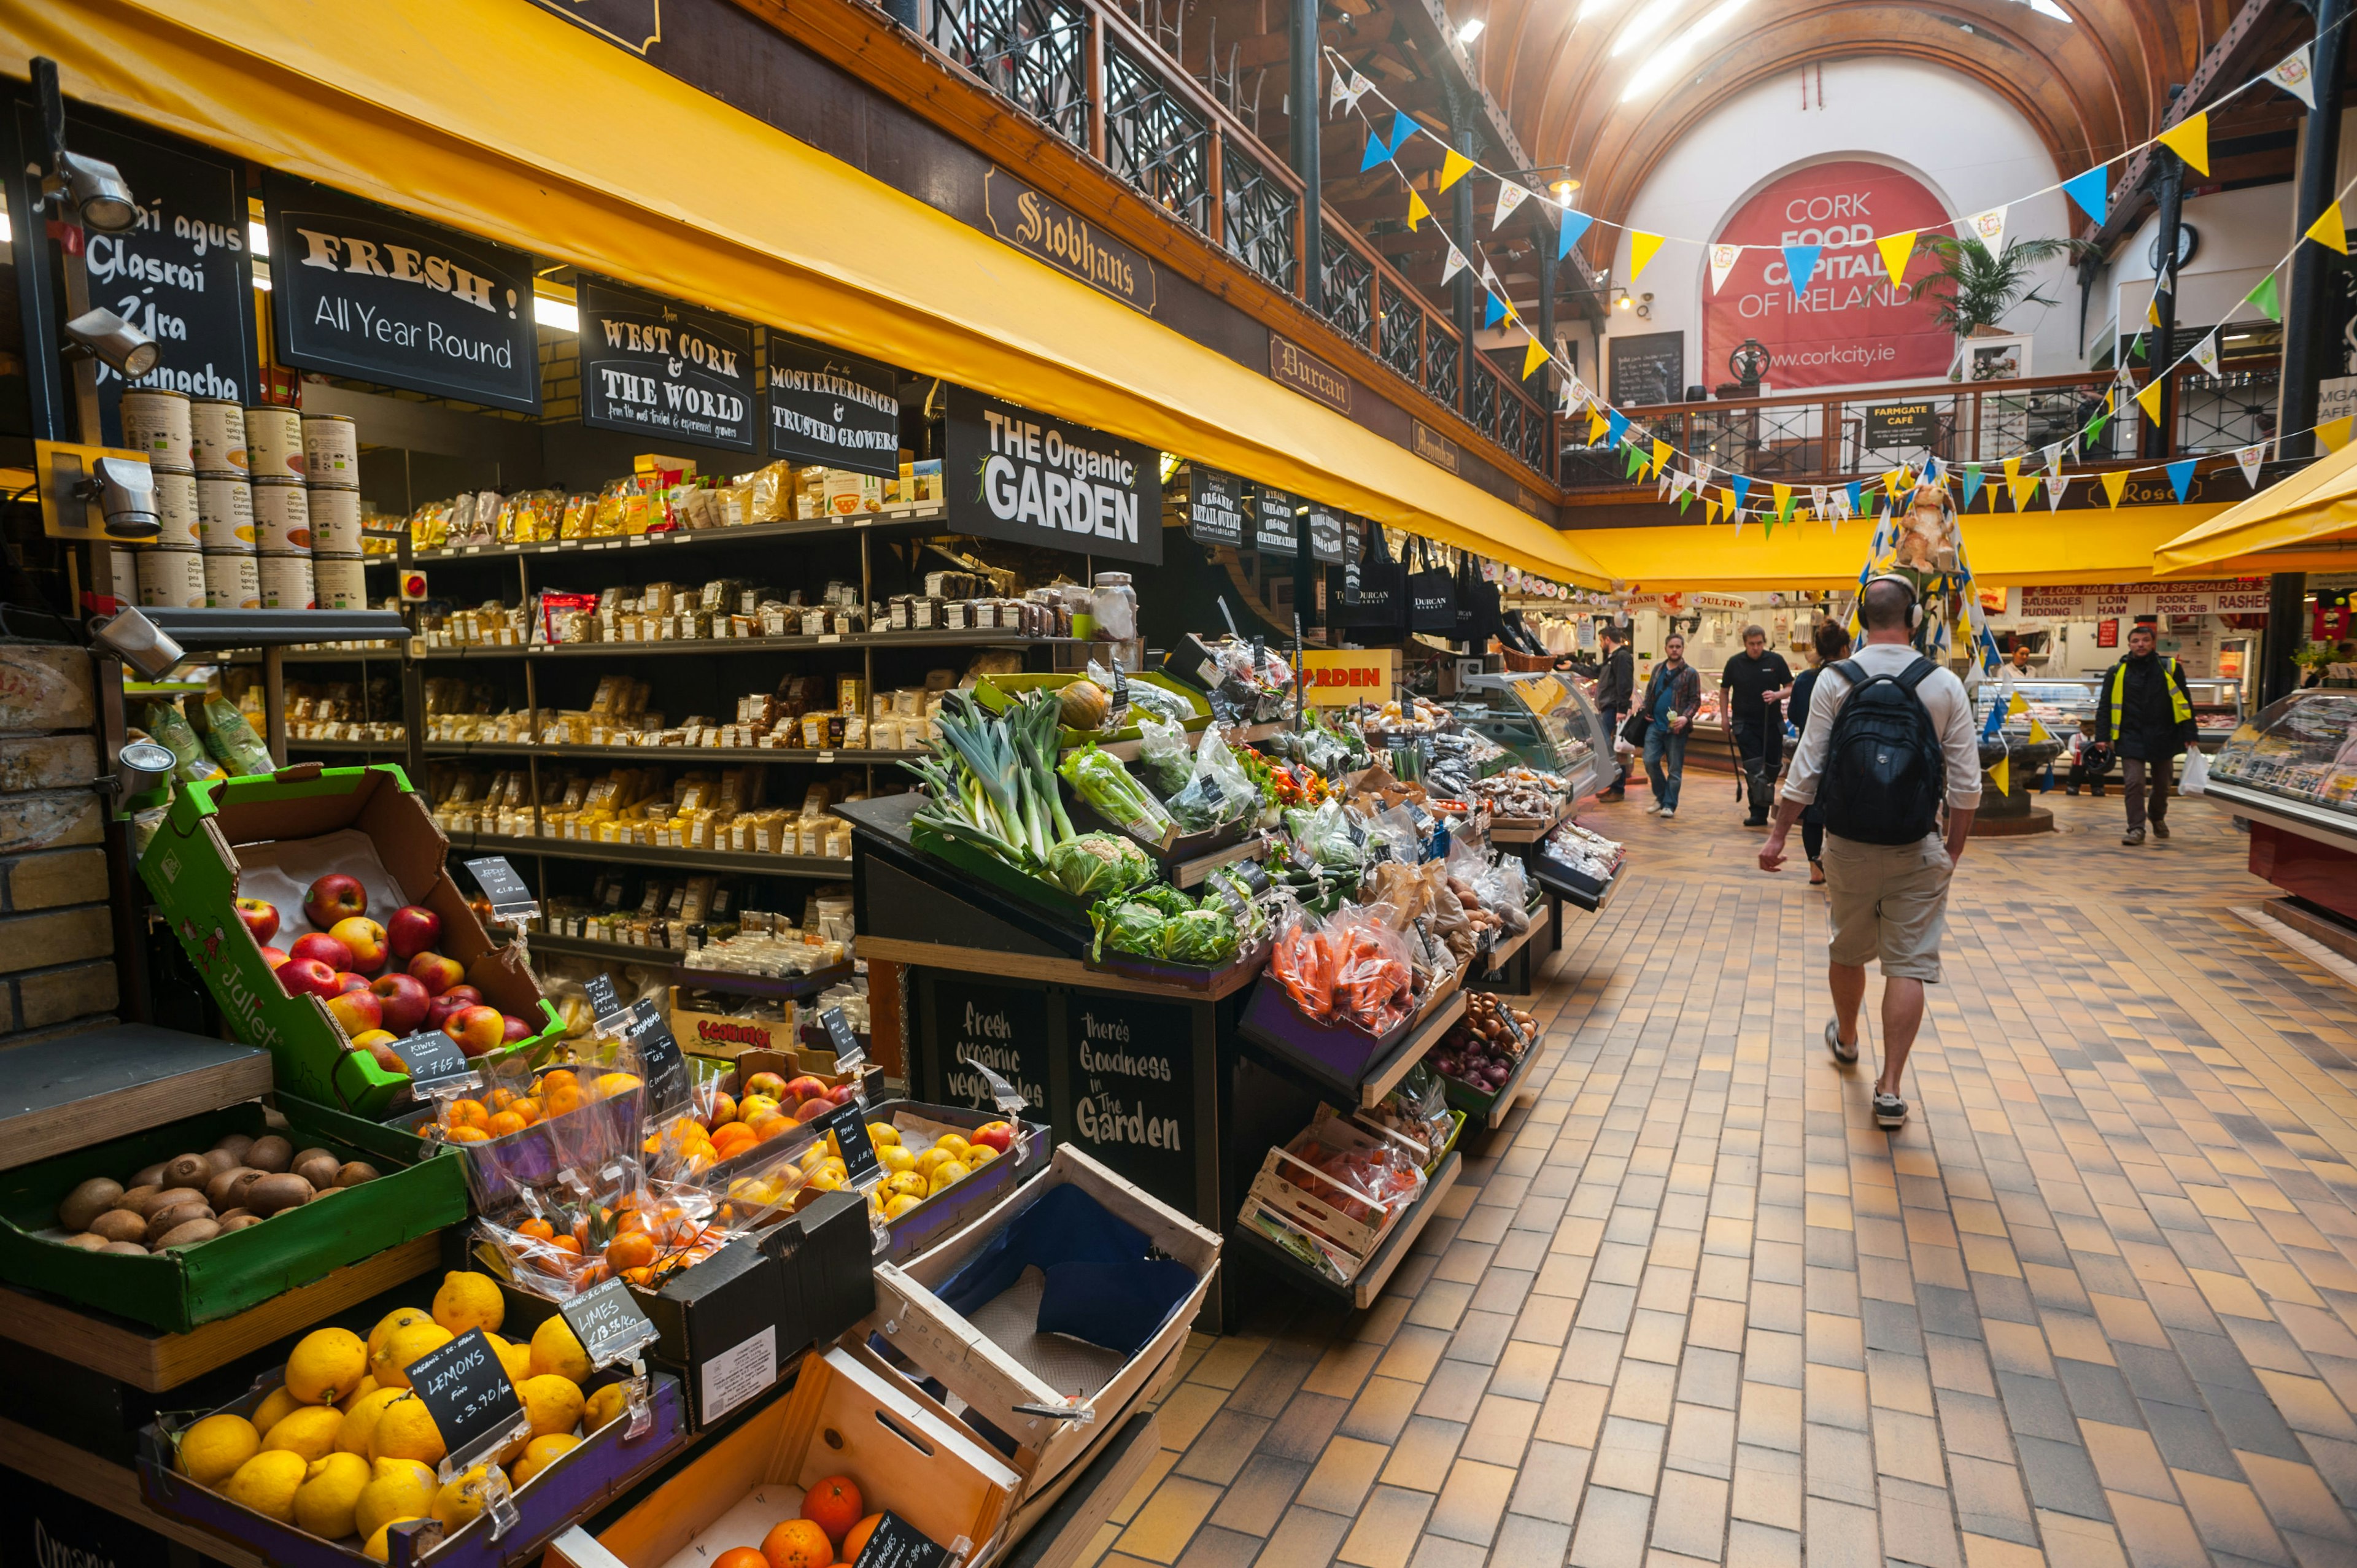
[1973,740,2060,836]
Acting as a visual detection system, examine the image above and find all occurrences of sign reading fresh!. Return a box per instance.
[578,276,756,452]
[766,334,900,478]
[943,387,1161,565]
[263,175,539,412]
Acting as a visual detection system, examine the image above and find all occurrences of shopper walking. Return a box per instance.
[1722,625,1794,826]
[1638,633,1701,819]
[1786,619,1854,886]
[1590,624,1633,801]
[2091,621,2197,846]
[1759,577,1981,1130]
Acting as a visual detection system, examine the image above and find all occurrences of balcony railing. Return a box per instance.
[1221,144,1296,293]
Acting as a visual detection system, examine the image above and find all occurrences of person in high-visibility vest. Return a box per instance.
[2091,620,2198,846]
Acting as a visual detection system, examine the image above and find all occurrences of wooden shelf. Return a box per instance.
[0,1415,269,1568]
[1471,903,1549,987]
[416,631,1074,662]
[425,741,924,765]
[0,1025,272,1173]
[1357,989,1468,1110]
[1232,1149,1460,1311]
[410,503,955,563]
[859,936,1263,1002]
[449,832,854,881]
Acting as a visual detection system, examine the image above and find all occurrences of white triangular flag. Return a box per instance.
[2189,331,2221,377]
[1479,258,1503,295]
[2046,473,2069,511]
[2041,440,2067,472]
[2236,442,2267,487]
[1655,467,1673,500]
[1329,67,1350,111]
[1493,181,1531,230]
[2270,45,2316,110]
[1811,485,1829,519]
[1964,205,2008,258]
[1708,243,1743,295]
[1441,245,1467,286]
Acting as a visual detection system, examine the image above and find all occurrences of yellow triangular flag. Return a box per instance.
[1588,407,1609,442]
[2102,469,2129,508]
[1875,230,1918,288]
[2010,476,2040,511]
[1771,482,1792,515]
[1522,335,1550,380]
[1628,232,1666,282]
[2157,112,2210,177]
[2135,379,2165,424]
[2146,295,2162,328]
[2322,415,2355,453]
[1706,495,1722,525]
[1438,149,1474,192]
[2007,692,2028,717]
[2306,203,2349,254]
[1651,439,1670,476]
[1987,752,2010,797]
[1406,190,1431,233]
[2002,455,2021,486]
[2027,719,2055,747]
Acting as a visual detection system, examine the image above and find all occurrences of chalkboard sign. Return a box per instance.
[850,1511,949,1568]
[1058,994,1196,1212]
[263,174,539,412]
[583,973,626,1029]
[1250,486,1298,557]
[626,997,688,1118]
[559,1276,660,1370]
[1184,465,1245,549]
[1608,330,1685,410]
[579,276,756,453]
[765,333,900,477]
[942,387,1161,566]
[403,1327,526,1467]
[819,1005,865,1075]
[389,1029,471,1089]
[464,857,536,921]
[820,1100,881,1188]
[1865,399,1938,451]
[1302,503,1345,565]
[927,978,1046,1114]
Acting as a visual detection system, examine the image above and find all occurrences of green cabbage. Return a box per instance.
[1089,899,1169,963]
[1047,833,1154,900]
[1161,906,1239,964]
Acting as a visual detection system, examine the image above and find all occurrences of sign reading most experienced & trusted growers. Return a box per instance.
[766,334,900,477]
[578,276,756,452]
[263,175,540,412]
[943,387,1161,565]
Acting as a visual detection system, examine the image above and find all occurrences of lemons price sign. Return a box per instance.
[818,1100,883,1189]
[404,1327,527,1470]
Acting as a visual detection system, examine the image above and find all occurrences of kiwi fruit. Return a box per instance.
[201,1148,241,1176]
[89,1210,149,1244]
[161,1153,211,1189]
[204,1167,257,1210]
[130,1162,169,1189]
[58,1232,108,1251]
[245,1135,293,1175]
[293,1153,342,1191]
[217,1214,263,1233]
[217,1207,253,1223]
[57,1177,123,1232]
[211,1133,255,1164]
[244,1173,314,1216]
[100,1240,149,1255]
[117,1183,162,1215]
[335,1161,382,1188]
[145,1202,213,1244]
[127,1186,203,1219]
[156,1218,221,1249]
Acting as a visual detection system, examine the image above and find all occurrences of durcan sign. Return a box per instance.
[943,387,1162,565]
[577,276,756,452]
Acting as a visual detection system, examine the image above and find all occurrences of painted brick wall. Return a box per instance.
[0,644,117,1039]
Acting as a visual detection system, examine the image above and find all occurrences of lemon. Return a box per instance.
[369,1394,446,1467]
[261,1405,344,1462]
[804,1167,844,1192]
[431,1271,505,1336]
[223,1449,308,1523]
[927,1159,972,1195]
[878,1145,916,1175]
[430,1466,495,1531]
[287,1327,369,1406]
[337,1375,380,1413]
[371,1321,454,1390]
[354,1459,436,1543]
[518,1373,584,1439]
[486,1332,533,1385]
[252,1385,303,1435]
[363,1517,427,1564]
[177,1413,260,1487]
[883,1192,924,1220]
[511,1432,578,1485]
[867,1122,900,1147]
[528,1316,591,1385]
[337,1386,407,1457]
[913,1148,950,1178]
[584,1383,628,1432]
[293,1451,371,1539]
[365,1307,432,1365]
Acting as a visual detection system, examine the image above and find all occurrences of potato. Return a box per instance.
[293,1153,341,1191]
[156,1218,221,1249]
[145,1202,213,1244]
[243,1173,314,1216]
[89,1209,150,1243]
[129,1162,169,1189]
[57,1177,124,1232]
[244,1135,292,1174]
[100,1240,149,1254]
[335,1161,381,1188]
[58,1232,108,1251]
[201,1148,241,1176]
[211,1133,255,1164]
[217,1214,263,1233]
[161,1153,211,1189]
[126,1186,203,1218]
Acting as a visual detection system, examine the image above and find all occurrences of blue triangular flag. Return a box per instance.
[1604,409,1629,446]
[1981,701,2005,741]
[1387,115,1418,158]
[1557,209,1594,260]
[1782,244,1822,298]
[2166,458,2195,503]
[1923,454,1941,485]
[1482,290,1506,328]
[2061,166,2108,226]
[1728,474,1751,511]
[1358,133,1387,173]
[1960,466,1985,511]
[1845,481,1863,518]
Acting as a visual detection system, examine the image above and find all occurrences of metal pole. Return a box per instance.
[1452,137,1477,417]
[2260,571,2309,706]
[1537,210,1560,414]
[1290,0,1323,314]
[2143,148,2184,459]
[2280,0,2350,460]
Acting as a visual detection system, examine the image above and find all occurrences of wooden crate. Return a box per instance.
[1237,1106,1430,1275]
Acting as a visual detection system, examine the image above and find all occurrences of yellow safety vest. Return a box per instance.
[2108,654,2192,735]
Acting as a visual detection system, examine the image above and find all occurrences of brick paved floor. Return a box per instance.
[1085,789,2357,1567]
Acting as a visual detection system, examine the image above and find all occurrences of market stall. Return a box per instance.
[2200,691,2357,940]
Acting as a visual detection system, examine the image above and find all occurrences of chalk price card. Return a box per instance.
[848,1511,950,1568]
[404,1328,525,1465]
[819,1100,883,1188]
[388,1029,471,1089]
[559,1276,659,1370]
[579,276,757,453]
[625,997,689,1119]
[464,856,537,923]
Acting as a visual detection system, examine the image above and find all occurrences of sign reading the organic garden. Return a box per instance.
[983,170,1157,315]
[766,334,900,477]
[1185,465,1246,549]
[578,276,756,452]
[943,387,1161,565]
[263,175,540,412]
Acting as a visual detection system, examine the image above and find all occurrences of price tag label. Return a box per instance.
[819,1005,865,1076]
[463,856,538,923]
[848,1511,950,1568]
[821,1100,882,1188]
[959,1049,1031,1118]
[390,1030,471,1090]
[559,1276,660,1370]
[583,973,626,1030]
[626,998,689,1119]
[403,1327,526,1469]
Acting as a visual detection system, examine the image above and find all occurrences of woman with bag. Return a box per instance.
[1633,634,1702,818]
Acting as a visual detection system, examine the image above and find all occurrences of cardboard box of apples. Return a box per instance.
[141,766,562,1119]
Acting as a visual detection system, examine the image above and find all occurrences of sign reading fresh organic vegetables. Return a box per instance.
[403,1327,525,1464]
[943,387,1161,565]
[263,174,539,412]
[929,978,1047,1113]
[766,334,900,477]
[560,1276,659,1370]
[1185,465,1245,549]
[1250,486,1298,557]
[578,276,756,452]
[1058,994,1196,1213]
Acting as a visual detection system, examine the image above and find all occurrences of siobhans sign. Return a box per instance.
[943,387,1161,565]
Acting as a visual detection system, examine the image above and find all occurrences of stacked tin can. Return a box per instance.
[246,406,314,609]
[302,413,364,611]
[118,388,206,608]
[189,396,261,609]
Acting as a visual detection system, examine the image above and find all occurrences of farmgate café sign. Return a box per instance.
[945,387,1163,565]
[985,171,1158,315]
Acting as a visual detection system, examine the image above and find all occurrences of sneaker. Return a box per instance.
[2065,787,2080,797]
[1659,808,1675,820]
[1873,1092,1908,1130]
[1599,789,1626,803]
[1824,1019,1858,1064]
[2122,827,2145,846]
[1646,803,1664,815]
[2153,819,2170,840]
[1744,817,1768,828]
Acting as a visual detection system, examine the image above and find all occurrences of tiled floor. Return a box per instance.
[1086,788,2357,1567]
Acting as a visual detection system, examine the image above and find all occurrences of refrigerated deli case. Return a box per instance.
[1973,677,2247,751]
[2203,691,2357,924]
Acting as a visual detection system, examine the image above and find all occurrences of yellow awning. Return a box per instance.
[1,0,1607,585]
[1576,501,2237,592]
[2153,442,2357,576]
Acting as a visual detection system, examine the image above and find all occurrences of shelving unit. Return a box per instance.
[1231,1148,1463,1311]
[448,830,852,881]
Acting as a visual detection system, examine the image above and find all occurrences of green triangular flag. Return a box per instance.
[1677,490,1693,514]
[2086,412,2112,447]
[2129,331,2146,362]
[1624,442,1645,478]
[2246,274,2283,322]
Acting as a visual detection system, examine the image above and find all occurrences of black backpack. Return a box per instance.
[1819,657,1945,845]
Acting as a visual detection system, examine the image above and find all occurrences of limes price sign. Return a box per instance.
[849,1510,950,1568]
[404,1327,526,1469]
[559,1276,659,1370]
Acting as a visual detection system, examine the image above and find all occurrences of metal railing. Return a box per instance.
[1319,221,1375,351]
[1221,144,1296,293]
[929,0,1091,145]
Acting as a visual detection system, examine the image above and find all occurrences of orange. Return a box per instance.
[517,1218,555,1243]
[511,1099,543,1126]
[605,1232,657,1272]
[749,1113,791,1143]
[538,1069,578,1090]
[486,1111,527,1138]
[446,1100,489,1131]
[621,1266,653,1287]
[544,1084,584,1118]
[444,1127,489,1144]
[595,1072,643,1099]
[716,1550,767,1568]
[799,1476,862,1547]
[485,1088,517,1112]
[761,1517,833,1568]
[840,1517,883,1561]
[711,1126,757,1159]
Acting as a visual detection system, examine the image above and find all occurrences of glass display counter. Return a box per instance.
[1450,671,1609,798]
[1973,676,2243,749]
[2204,690,2357,923]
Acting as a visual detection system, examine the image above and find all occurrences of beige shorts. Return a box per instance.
[1821,833,1954,982]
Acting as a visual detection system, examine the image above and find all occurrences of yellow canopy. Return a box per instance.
[4,0,1608,585]
[2153,441,2357,576]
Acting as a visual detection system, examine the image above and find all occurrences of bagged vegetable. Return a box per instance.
[1128,680,1192,726]
[140,700,206,777]
[1268,903,1334,1021]
[1166,724,1256,833]
[1325,906,1416,1035]
[1047,833,1155,900]
[199,695,274,776]
[1203,865,1270,943]
[1161,903,1238,964]
[1089,898,1169,963]
[1136,715,1193,797]
[1060,743,1176,842]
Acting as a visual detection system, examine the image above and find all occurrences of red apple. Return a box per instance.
[325,987,384,1037]
[500,1014,533,1044]
[408,951,466,996]
[329,916,387,973]
[333,971,373,997]
[387,905,442,961]
[259,945,290,971]
[354,1030,407,1075]
[304,873,368,930]
[234,898,280,945]
[969,1121,1014,1154]
[443,1005,505,1057]
[793,1097,835,1124]
[827,1082,859,1105]
[744,1071,788,1101]
[780,1075,829,1103]
[370,972,431,1034]
[289,932,352,972]
[279,957,340,1000]
[424,984,483,1032]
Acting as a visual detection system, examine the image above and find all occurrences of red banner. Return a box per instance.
[1704,161,1955,392]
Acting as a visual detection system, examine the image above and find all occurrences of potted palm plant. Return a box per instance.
[1909,234,2092,380]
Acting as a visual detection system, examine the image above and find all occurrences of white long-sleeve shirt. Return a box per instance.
[1780,641,1984,814]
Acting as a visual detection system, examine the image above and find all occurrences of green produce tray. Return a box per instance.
[908,814,1093,927]
[972,671,1210,749]
[274,1091,438,1167]
[0,1102,466,1334]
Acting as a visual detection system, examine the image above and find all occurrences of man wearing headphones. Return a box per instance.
[1758,575,1981,1131]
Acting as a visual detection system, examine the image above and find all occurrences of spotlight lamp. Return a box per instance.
[63,307,160,377]
[90,606,185,681]
[87,455,160,539]
[45,150,137,233]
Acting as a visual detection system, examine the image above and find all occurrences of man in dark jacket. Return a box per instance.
[2092,621,2199,846]
[1589,625,1633,800]
[1722,625,1794,825]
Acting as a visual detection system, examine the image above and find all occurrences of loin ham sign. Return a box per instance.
[944,387,1161,565]
[577,276,756,452]
[2017,579,2270,617]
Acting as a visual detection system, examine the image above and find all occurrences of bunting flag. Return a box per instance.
[2165,458,2196,503]
[2246,273,2282,322]
[2189,331,2221,377]
[1482,289,1507,328]
[1557,209,1594,260]
[1651,439,1671,476]
[2146,289,2164,329]
[1987,752,2010,798]
[2158,112,2210,177]
[1693,462,1714,495]
[1605,409,1629,446]
[1771,482,1793,519]
[2134,377,2166,424]
[1677,487,1694,514]
[2045,473,2069,511]
[2270,45,2317,110]
[2102,469,2129,508]
[1708,243,1743,294]
[1963,205,2008,257]
[1333,69,1373,114]
[1624,442,1646,478]
[1358,132,1391,173]
[1493,180,1531,230]
[1846,479,1865,518]
[1628,231,1667,282]
[2027,719,2056,747]
[2129,331,2146,361]
[1728,474,1752,511]
[1875,230,1918,288]
[2040,440,2067,473]
[2322,415,2355,452]
[1438,148,1474,191]
[1924,454,1943,485]
[1521,334,1550,380]
[2007,692,2029,718]
[2236,442,2267,487]
[1440,245,1468,285]
[1811,485,1830,522]
[1782,244,1822,298]
[1706,493,1722,525]
[2009,474,2040,511]
[1981,703,2006,741]
[1733,508,1746,539]
[2305,203,2349,253]
[1405,189,1431,232]
[1884,467,1909,497]
[2002,455,2022,488]
[1959,466,1984,512]
[1587,406,1610,442]
[2061,166,2109,226]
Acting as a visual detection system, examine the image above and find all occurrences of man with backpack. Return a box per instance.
[1757,576,1981,1131]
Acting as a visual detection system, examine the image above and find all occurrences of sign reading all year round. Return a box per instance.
[943,387,1161,566]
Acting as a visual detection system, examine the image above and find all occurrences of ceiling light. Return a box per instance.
[1621,0,1752,99]
[249,221,268,257]
[63,307,159,377]
[536,294,579,333]
[1554,179,1581,199]
[48,151,137,233]
[1611,0,1687,57]
[1456,18,1484,44]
